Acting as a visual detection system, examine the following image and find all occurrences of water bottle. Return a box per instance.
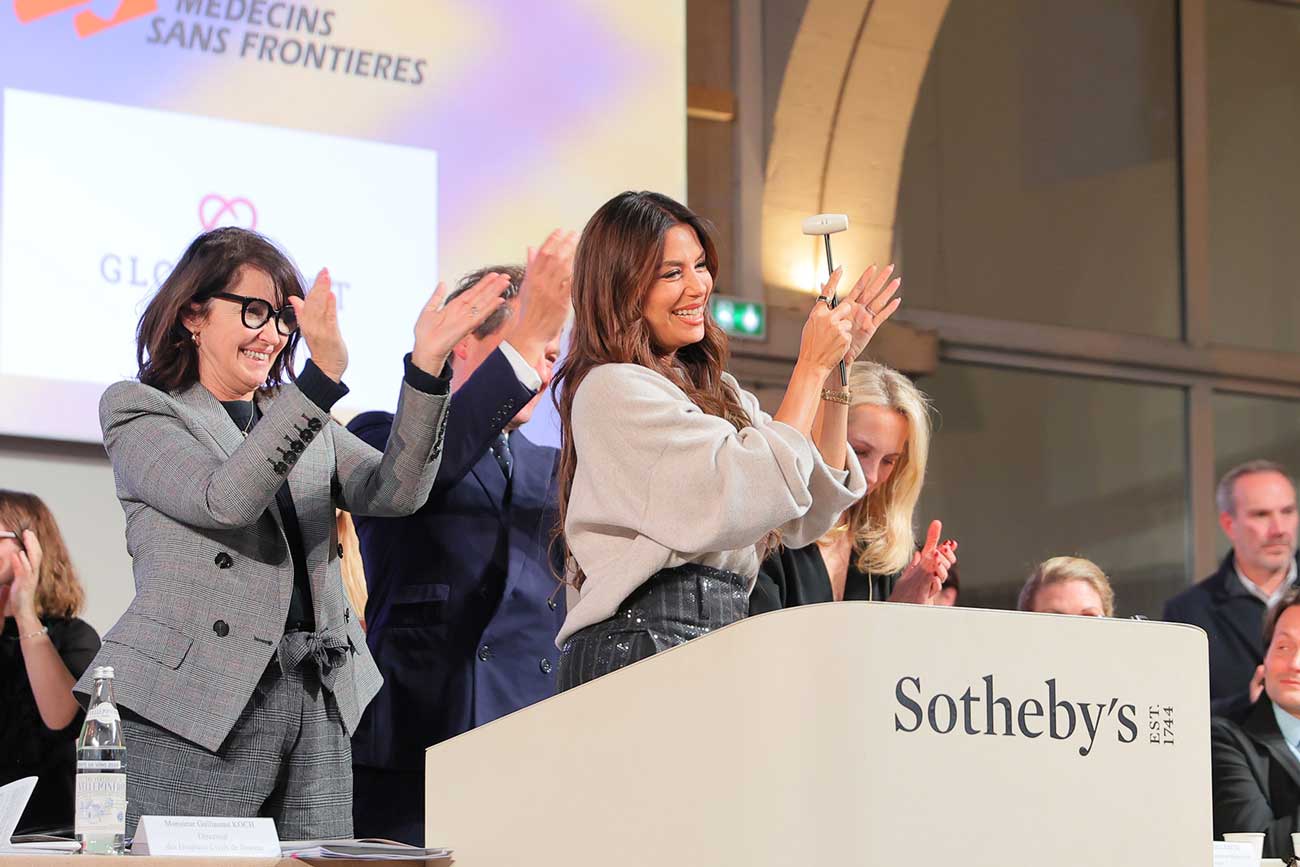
[76,666,126,855]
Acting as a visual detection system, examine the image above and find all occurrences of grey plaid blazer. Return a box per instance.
[75,375,449,752]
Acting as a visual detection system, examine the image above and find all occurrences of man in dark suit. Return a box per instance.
[1212,587,1300,858]
[347,232,576,844]
[1165,460,1298,718]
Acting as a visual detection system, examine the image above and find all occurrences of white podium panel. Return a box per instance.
[425,603,1210,866]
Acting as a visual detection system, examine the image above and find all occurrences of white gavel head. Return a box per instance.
[801,213,849,236]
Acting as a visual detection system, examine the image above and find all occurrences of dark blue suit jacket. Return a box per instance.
[1164,550,1300,720]
[347,348,564,770]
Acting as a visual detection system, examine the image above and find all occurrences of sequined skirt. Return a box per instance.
[557,562,748,692]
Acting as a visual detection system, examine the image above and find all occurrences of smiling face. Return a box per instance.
[641,223,713,356]
[186,266,288,401]
[1266,605,1300,716]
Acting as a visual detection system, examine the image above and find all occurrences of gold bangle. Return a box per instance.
[19,625,49,642]
[821,388,851,405]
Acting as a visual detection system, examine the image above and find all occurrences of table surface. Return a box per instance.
[0,857,449,866]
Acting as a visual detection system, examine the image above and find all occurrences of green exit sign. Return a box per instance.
[710,295,766,340]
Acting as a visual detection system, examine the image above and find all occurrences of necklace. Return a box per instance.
[239,402,255,437]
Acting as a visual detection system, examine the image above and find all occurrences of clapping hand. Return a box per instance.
[797,270,858,373]
[2,530,42,623]
[837,264,902,366]
[289,269,348,382]
[411,273,510,374]
[507,230,578,365]
[889,520,957,605]
[1249,664,1265,704]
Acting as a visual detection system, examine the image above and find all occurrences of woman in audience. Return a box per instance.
[1017,556,1115,617]
[751,362,957,613]
[78,227,506,838]
[552,190,956,690]
[0,490,101,833]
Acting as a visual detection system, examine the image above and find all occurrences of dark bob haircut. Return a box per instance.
[135,228,306,393]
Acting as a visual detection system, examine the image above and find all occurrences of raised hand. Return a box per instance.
[8,530,43,624]
[797,269,857,373]
[839,263,902,365]
[411,273,510,374]
[288,269,348,382]
[1249,664,1265,704]
[507,230,578,366]
[889,520,958,605]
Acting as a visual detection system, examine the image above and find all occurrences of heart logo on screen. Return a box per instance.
[199,194,259,231]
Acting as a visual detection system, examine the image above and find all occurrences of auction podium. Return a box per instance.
[425,603,1211,866]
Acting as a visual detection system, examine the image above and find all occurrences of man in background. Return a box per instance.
[348,231,576,844]
[1211,586,1300,858]
[1165,460,1299,718]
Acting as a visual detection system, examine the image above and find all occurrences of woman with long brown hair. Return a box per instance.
[552,190,897,689]
[75,226,506,838]
[0,490,101,833]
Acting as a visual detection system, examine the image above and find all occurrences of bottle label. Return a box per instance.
[75,773,126,837]
[85,703,120,725]
[77,760,122,770]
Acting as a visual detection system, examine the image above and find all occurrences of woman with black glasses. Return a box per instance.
[76,227,507,838]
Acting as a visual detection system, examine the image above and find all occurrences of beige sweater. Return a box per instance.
[558,363,867,645]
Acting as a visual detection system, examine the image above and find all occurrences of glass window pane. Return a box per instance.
[1207,0,1300,352]
[918,364,1188,616]
[1213,391,1300,559]
[895,0,1182,338]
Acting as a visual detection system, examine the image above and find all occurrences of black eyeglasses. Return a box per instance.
[210,292,299,336]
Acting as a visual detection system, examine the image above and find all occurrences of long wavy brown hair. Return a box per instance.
[552,191,750,587]
[136,227,305,394]
[0,490,85,619]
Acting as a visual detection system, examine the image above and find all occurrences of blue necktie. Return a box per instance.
[490,432,513,480]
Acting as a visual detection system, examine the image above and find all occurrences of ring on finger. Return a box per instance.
[816,296,831,306]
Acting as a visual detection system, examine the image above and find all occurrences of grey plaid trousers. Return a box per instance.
[121,641,352,840]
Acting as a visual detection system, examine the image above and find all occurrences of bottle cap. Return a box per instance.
[92,666,115,679]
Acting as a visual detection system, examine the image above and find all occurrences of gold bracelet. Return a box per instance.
[821,388,851,405]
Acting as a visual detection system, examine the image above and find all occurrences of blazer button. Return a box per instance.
[344,608,351,622]
[337,543,344,558]
[307,418,323,431]
[477,645,492,662]
[539,658,553,675]
[287,440,304,454]
[212,620,229,637]
[214,552,233,569]
[301,428,316,443]
[273,461,288,475]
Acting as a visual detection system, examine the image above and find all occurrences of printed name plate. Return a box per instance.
[132,815,279,857]
[1211,840,1260,867]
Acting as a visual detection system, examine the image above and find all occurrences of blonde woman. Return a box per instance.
[751,362,956,612]
[1018,556,1115,617]
[0,490,101,833]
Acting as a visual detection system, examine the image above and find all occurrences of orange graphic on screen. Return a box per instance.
[14,0,155,38]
